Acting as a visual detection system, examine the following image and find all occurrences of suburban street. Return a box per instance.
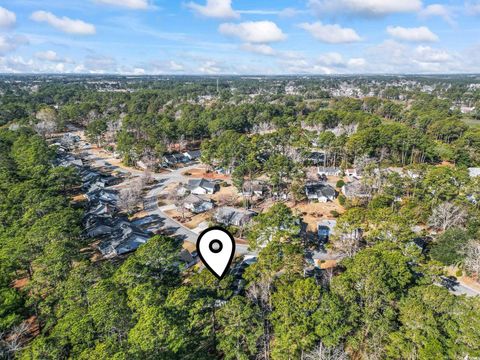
[77,135,252,256]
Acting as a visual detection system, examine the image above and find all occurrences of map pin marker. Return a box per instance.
[196,226,235,280]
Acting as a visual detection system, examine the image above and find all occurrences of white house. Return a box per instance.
[187,179,219,195]
[305,182,337,203]
[318,166,342,177]
[183,194,214,214]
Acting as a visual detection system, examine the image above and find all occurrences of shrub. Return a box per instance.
[336,180,345,188]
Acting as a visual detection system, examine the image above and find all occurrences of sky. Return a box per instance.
[0,0,480,75]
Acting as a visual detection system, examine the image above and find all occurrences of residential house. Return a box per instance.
[87,201,116,218]
[342,180,371,199]
[86,189,119,204]
[85,218,130,238]
[183,150,201,162]
[345,168,364,180]
[305,182,337,202]
[173,153,187,163]
[187,178,219,195]
[163,154,178,167]
[242,181,266,197]
[98,222,150,257]
[317,220,337,244]
[214,207,257,227]
[183,194,214,214]
[317,166,342,177]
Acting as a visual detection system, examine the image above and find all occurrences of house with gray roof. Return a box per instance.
[317,166,342,177]
[305,182,337,202]
[214,207,257,227]
[187,178,219,195]
[183,150,201,162]
[183,194,214,213]
[342,180,371,199]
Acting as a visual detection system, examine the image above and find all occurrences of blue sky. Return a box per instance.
[0,0,479,74]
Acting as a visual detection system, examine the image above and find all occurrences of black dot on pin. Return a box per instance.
[209,239,223,254]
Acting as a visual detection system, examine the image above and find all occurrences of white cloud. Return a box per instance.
[35,50,60,62]
[168,61,184,71]
[466,1,480,15]
[299,22,361,43]
[31,11,96,35]
[308,0,422,16]
[414,46,451,63]
[318,52,345,66]
[219,21,286,43]
[133,68,145,75]
[317,52,366,69]
[188,0,239,19]
[348,58,366,67]
[241,43,276,56]
[0,35,28,55]
[420,4,455,25]
[35,50,73,63]
[95,0,149,9]
[0,6,16,28]
[386,26,438,42]
[198,60,222,74]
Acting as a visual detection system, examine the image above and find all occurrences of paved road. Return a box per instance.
[440,276,480,297]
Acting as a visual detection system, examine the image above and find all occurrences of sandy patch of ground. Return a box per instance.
[318,260,337,269]
[289,200,344,232]
[72,194,86,202]
[182,242,197,253]
[184,167,230,181]
[12,277,29,290]
[184,212,211,229]
[210,185,240,204]
[131,211,148,219]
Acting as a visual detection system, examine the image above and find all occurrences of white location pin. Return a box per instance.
[196,226,235,280]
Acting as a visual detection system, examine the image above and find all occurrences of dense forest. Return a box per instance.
[1,75,480,359]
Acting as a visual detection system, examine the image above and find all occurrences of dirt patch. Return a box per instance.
[12,277,29,290]
[289,200,344,232]
[210,185,240,204]
[72,194,86,202]
[184,212,211,229]
[186,167,230,180]
[182,242,197,253]
[319,260,337,269]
